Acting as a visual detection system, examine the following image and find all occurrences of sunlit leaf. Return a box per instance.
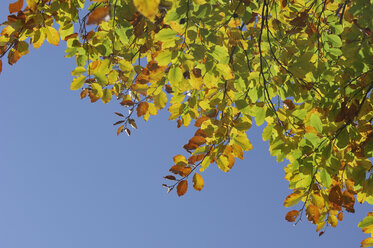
[193,173,204,191]
[133,0,160,21]
[177,180,188,196]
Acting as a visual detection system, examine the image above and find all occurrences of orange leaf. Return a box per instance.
[86,7,110,25]
[306,204,320,224]
[337,212,343,221]
[117,125,124,135]
[189,136,206,146]
[193,173,204,191]
[183,142,199,151]
[120,99,134,106]
[64,33,78,41]
[169,165,192,177]
[9,0,23,14]
[194,129,208,138]
[285,210,299,222]
[80,89,88,99]
[136,102,149,117]
[195,116,209,127]
[177,180,188,196]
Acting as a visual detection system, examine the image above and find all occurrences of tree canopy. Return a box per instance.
[1,0,373,246]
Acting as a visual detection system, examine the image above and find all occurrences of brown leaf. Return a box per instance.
[87,7,110,25]
[117,125,124,135]
[342,190,355,213]
[128,119,137,129]
[136,102,149,117]
[183,142,199,151]
[319,231,324,237]
[306,204,320,224]
[189,136,206,146]
[195,116,209,127]
[177,119,182,128]
[9,0,23,14]
[164,175,176,181]
[80,89,88,99]
[120,99,134,107]
[8,49,21,65]
[177,180,188,197]
[0,60,2,75]
[124,128,131,136]
[194,129,208,138]
[113,120,125,125]
[114,112,124,117]
[281,0,287,8]
[89,90,100,103]
[64,33,78,41]
[165,84,173,93]
[169,165,192,177]
[285,210,299,222]
[329,185,343,208]
[290,11,308,28]
[283,99,295,110]
[192,68,202,78]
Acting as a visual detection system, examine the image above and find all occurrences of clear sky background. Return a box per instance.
[0,6,371,248]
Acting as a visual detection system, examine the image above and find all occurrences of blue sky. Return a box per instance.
[0,7,371,248]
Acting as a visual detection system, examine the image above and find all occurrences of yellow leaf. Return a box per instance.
[133,0,160,21]
[193,173,204,191]
[26,0,37,11]
[101,88,112,104]
[283,192,303,207]
[70,76,86,90]
[154,91,167,110]
[361,238,373,247]
[45,26,59,46]
[217,155,230,172]
[328,215,338,227]
[32,28,45,49]
[173,155,188,166]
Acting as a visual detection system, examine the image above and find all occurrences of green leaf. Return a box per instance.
[255,107,266,126]
[358,216,373,228]
[262,124,273,141]
[71,67,86,76]
[101,88,112,104]
[310,113,322,133]
[327,34,342,47]
[320,168,332,188]
[335,128,349,150]
[155,28,177,42]
[70,75,86,90]
[154,91,167,110]
[168,66,183,86]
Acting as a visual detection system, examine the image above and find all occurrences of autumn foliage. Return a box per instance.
[1,0,373,246]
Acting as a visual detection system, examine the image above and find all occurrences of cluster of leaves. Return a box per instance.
[1,0,373,246]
